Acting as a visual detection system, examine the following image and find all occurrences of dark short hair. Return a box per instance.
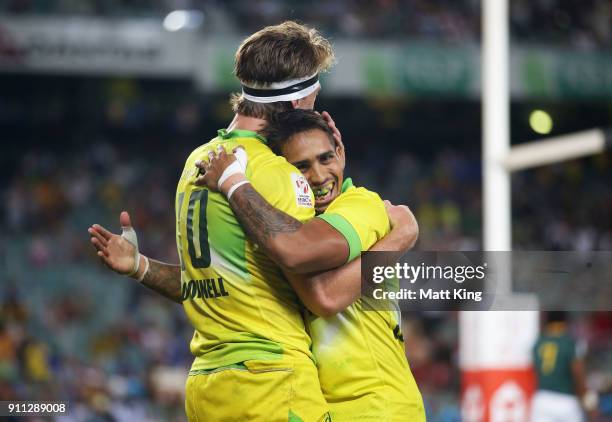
[546,311,568,324]
[261,110,335,155]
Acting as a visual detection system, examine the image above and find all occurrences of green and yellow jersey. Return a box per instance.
[176,129,316,373]
[533,329,578,395]
[310,178,425,421]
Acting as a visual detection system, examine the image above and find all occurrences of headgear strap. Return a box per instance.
[241,73,320,103]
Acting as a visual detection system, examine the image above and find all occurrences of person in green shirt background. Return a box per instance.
[531,311,598,421]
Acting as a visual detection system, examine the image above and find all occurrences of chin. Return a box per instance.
[314,205,327,215]
[314,191,338,214]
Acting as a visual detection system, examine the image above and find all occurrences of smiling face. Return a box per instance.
[280,128,344,214]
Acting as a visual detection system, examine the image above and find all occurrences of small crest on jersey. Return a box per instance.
[291,173,313,207]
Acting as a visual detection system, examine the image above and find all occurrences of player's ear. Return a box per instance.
[335,143,346,170]
[291,99,300,109]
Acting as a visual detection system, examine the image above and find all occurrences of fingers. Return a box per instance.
[120,211,131,228]
[90,224,113,241]
[194,145,239,190]
[195,160,206,179]
[322,111,341,139]
[386,202,412,216]
[96,249,111,268]
[197,147,235,168]
[198,146,228,165]
[89,227,109,247]
[322,111,345,168]
[195,174,206,186]
[90,236,109,257]
[321,111,335,128]
[398,204,411,213]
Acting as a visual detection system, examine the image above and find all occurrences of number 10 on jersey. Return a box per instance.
[177,189,211,269]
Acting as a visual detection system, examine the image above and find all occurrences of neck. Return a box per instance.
[227,114,267,133]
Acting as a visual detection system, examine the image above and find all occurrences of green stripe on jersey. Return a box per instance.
[316,213,362,262]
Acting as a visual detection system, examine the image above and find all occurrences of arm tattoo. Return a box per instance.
[229,184,302,246]
[141,260,182,304]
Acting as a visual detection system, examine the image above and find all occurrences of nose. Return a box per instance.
[309,163,326,186]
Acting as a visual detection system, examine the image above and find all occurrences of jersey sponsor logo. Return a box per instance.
[291,173,313,208]
[181,277,229,301]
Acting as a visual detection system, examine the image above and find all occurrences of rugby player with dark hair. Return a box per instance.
[197,109,425,421]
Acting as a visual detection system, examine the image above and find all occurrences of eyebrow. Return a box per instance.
[291,159,310,167]
[290,150,335,167]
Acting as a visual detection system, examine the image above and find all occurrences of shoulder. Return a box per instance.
[242,141,302,180]
[340,185,384,205]
[319,182,390,257]
[328,185,386,219]
[179,138,219,181]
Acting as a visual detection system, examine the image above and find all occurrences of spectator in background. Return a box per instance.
[531,311,598,422]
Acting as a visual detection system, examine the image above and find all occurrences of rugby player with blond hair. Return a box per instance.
[90,21,419,421]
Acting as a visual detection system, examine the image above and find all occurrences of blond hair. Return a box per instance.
[231,21,335,120]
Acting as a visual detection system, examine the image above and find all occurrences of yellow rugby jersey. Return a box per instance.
[311,178,425,421]
[176,129,316,372]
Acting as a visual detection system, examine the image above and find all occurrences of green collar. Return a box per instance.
[217,128,267,145]
[341,177,353,193]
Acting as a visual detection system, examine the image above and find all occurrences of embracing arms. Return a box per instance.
[220,181,350,274]
[89,201,417,317]
[282,203,418,317]
[196,148,418,316]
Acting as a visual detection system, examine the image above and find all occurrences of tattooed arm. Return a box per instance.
[285,203,418,317]
[137,256,182,303]
[221,184,418,316]
[196,148,348,274]
[196,148,418,316]
[196,147,418,287]
[226,183,349,274]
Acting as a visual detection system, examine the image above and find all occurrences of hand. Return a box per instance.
[195,146,248,195]
[384,200,419,249]
[321,111,345,168]
[88,211,141,276]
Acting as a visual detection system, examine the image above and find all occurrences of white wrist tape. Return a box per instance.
[121,225,141,277]
[137,255,150,282]
[227,180,251,200]
[217,148,248,190]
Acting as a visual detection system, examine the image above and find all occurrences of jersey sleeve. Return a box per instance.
[317,187,390,262]
[249,160,315,224]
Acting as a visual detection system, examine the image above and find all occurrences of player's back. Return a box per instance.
[176,129,315,372]
[533,332,577,395]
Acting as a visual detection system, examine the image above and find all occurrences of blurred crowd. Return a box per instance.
[2,0,612,48]
[0,284,191,421]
